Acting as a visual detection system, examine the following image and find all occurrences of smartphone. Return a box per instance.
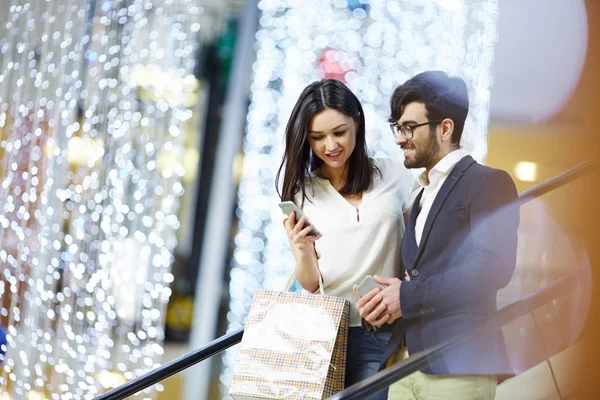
[356,275,385,297]
[278,201,321,236]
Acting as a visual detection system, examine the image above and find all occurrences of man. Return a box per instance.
[357,71,520,399]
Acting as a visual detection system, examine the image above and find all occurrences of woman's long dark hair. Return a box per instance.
[276,79,378,206]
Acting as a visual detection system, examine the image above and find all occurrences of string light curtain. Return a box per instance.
[0,0,201,398]
[222,0,499,395]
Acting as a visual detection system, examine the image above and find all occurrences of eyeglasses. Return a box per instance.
[389,119,444,140]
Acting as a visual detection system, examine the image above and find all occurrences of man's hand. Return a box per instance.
[355,286,389,328]
[355,275,404,327]
[373,275,403,324]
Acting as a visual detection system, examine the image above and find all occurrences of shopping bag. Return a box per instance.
[229,276,350,399]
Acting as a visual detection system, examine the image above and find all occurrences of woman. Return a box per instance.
[276,79,414,399]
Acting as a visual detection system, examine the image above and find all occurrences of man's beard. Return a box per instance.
[404,127,439,169]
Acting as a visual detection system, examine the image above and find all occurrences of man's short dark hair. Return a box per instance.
[390,71,469,146]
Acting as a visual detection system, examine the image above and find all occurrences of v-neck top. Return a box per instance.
[295,158,415,326]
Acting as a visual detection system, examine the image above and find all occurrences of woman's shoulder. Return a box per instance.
[372,157,414,187]
[371,158,417,212]
[372,156,412,167]
[294,175,328,204]
[304,173,329,190]
[371,157,409,177]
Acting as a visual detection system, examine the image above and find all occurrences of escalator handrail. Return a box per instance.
[518,158,598,204]
[94,329,243,400]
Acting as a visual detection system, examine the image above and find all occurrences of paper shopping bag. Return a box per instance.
[229,288,350,399]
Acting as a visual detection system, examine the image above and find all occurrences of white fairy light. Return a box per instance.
[0,0,201,398]
[222,0,498,396]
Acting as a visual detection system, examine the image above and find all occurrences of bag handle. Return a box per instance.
[283,270,325,296]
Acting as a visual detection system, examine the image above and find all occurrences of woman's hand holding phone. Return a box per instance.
[284,211,322,261]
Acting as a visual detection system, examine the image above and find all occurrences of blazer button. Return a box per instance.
[411,269,420,277]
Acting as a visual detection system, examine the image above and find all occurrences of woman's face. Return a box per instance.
[307,108,357,172]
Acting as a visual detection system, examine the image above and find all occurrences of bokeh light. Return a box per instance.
[0,1,201,398]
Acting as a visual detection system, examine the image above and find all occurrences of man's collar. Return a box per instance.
[413,148,470,190]
[434,148,470,174]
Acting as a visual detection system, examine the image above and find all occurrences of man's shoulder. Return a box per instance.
[465,161,513,183]
[455,162,517,202]
[462,162,518,204]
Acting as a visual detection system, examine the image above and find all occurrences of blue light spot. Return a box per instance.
[74,217,85,231]
[347,0,369,12]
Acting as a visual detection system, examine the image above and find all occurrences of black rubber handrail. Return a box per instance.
[95,329,243,400]
[95,158,598,400]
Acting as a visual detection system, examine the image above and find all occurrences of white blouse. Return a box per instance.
[295,158,414,326]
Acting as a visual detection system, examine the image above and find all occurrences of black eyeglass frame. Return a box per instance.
[389,119,444,140]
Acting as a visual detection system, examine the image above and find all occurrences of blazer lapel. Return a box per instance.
[415,155,476,262]
[409,189,424,232]
[402,188,424,267]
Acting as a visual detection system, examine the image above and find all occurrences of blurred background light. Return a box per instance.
[0,0,202,398]
[490,0,588,122]
[515,161,538,182]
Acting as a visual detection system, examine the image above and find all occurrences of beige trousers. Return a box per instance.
[387,346,497,400]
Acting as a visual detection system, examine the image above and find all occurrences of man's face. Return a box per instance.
[394,101,440,170]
